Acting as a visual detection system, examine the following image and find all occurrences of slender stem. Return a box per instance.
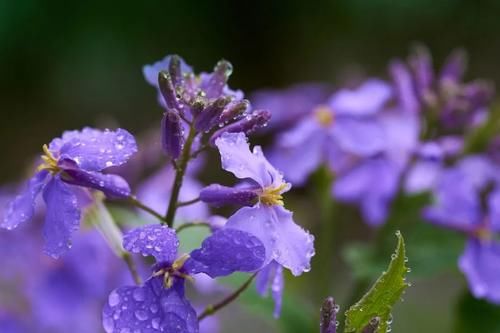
[123,252,142,285]
[175,221,211,233]
[198,273,257,321]
[127,196,166,223]
[176,197,201,208]
[164,126,197,227]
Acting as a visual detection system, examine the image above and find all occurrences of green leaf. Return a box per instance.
[344,231,410,333]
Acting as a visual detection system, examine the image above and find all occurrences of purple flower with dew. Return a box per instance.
[103,224,266,332]
[267,79,392,185]
[197,132,315,279]
[391,45,495,130]
[143,55,269,158]
[1,127,137,258]
[251,82,334,131]
[137,157,209,224]
[424,155,500,303]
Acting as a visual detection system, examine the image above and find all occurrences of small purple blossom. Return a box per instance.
[267,79,392,185]
[1,127,137,258]
[391,45,495,130]
[256,261,284,318]
[424,155,500,303]
[198,132,315,276]
[104,224,265,332]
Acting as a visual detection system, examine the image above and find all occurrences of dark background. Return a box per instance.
[2,0,499,183]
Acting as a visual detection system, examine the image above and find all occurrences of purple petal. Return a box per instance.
[334,158,400,226]
[50,128,137,172]
[2,170,48,230]
[123,224,179,263]
[389,60,420,113]
[161,111,184,159]
[328,79,392,116]
[256,261,284,318]
[42,177,81,258]
[214,132,274,187]
[269,120,326,185]
[219,99,250,124]
[143,55,193,87]
[103,277,198,333]
[409,45,434,97]
[58,159,131,199]
[225,205,314,276]
[331,117,385,156]
[459,239,500,303]
[404,160,442,194]
[423,168,480,232]
[457,155,497,190]
[199,184,258,207]
[439,49,467,84]
[186,228,266,277]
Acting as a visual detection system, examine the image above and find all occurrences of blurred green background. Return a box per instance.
[2,0,500,332]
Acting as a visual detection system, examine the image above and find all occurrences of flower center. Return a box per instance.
[314,105,334,127]
[260,183,287,206]
[153,254,193,288]
[37,144,60,174]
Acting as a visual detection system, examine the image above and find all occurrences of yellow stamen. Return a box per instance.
[260,183,287,206]
[314,105,334,126]
[37,144,60,174]
[172,254,190,271]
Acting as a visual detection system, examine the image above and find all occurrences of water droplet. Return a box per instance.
[133,288,146,301]
[152,317,161,329]
[135,310,148,321]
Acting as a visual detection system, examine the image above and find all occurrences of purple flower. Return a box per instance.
[143,55,269,158]
[267,79,392,185]
[251,82,333,131]
[333,108,420,226]
[424,156,500,303]
[104,224,265,332]
[198,132,315,277]
[1,127,137,258]
[391,45,494,130]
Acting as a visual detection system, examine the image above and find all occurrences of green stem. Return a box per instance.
[164,126,197,227]
[198,273,257,321]
[175,221,211,233]
[127,196,166,223]
[176,197,201,208]
[123,252,142,285]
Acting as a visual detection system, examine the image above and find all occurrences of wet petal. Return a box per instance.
[459,239,500,303]
[59,159,131,199]
[329,79,392,116]
[270,206,315,276]
[50,128,137,172]
[103,278,198,333]
[224,205,314,276]
[143,55,193,87]
[42,177,81,258]
[187,228,266,277]
[2,170,48,230]
[256,261,284,318]
[215,132,272,187]
[161,111,184,159]
[123,224,179,263]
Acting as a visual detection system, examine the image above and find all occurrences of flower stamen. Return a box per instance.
[260,183,287,206]
[314,105,334,127]
[37,144,60,174]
